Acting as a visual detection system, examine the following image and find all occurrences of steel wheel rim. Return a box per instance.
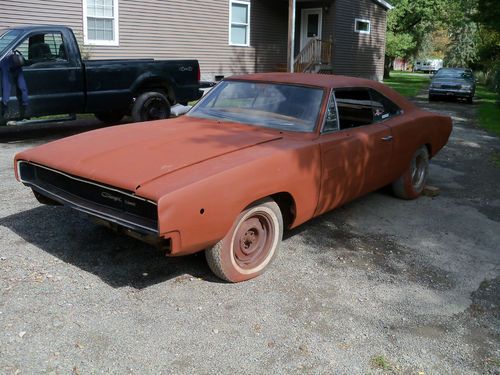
[143,97,167,120]
[232,213,274,270]
[411,152,426,190]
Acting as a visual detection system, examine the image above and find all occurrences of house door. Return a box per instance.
[300,8,322,50]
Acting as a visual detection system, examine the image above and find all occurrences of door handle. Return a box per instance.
[381,136,393,141]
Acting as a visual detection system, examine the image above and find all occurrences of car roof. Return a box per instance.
[228,72,384,90]
[438,67,470,72]
[226,72,417,111]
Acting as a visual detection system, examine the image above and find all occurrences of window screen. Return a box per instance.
[355,19,370,34]
[230,1,250,45]
[334,89,373,129]
[86,0,116,42]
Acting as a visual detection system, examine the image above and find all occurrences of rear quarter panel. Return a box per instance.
[387,108,452,181]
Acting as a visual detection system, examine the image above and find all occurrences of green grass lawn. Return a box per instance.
[476,85,500,136]
[383,71,430,98]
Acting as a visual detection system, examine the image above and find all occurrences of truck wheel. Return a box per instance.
[392,146,429,200]
[0,104,6,126]
[132,91,171,122]
[94,111,124,124]
[205,198,283,283]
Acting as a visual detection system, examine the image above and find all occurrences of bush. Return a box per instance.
[476,63,500,95]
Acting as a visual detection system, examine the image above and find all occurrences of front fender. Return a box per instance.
[140,143,321,255]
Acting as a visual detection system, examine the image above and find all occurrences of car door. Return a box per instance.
[315,88,393,216]
[11,30,84,116]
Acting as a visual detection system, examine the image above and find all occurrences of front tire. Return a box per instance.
[392,146,429,200]
[205,198,283,282]
[132,91,171,122]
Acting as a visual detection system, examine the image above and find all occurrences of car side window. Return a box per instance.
[16,32,68,65]
[323,91,339,132]
[334,89,373,130]
[370,89,401,122]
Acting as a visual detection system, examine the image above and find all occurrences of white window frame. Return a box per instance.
[354,18,371,34]
[82,0,119,46]
[229,0,251,47]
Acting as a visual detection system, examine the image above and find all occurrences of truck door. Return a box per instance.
[11,30,84,116]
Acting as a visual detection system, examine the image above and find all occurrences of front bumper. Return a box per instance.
[17,161,159,236]
[429,88,473,98]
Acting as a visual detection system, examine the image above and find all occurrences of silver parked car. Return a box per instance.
[428,68,476,104]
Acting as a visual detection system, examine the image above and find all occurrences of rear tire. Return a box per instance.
[392,146,429,200]
[94,111,124,124]
[205,198,283,282]
[428,94,436,102]
[132,91,171,122]
[467,96,473,104]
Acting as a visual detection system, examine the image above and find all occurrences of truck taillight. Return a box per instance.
[197,64,200,82]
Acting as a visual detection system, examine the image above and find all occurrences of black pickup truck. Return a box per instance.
[0,25,203,125]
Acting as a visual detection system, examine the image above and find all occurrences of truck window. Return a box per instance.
[16,32,67,64]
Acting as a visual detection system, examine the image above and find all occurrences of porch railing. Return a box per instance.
[293,37,333,73]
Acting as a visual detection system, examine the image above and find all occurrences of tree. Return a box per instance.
[474,0,500,33]
[445,23,478,67]
[384,0,449,78]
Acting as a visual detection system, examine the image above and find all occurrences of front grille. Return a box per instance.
[18,161,158,233]
[442,85,461,90]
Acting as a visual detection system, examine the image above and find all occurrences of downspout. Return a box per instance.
[287,0,296,72]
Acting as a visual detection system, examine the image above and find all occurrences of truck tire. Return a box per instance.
[132,91,171,122]
[94,111,124,124]
[0,104,6,126]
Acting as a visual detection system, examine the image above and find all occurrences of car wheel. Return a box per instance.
[392,146,429,200]
[428,94,436,102]
[94,111,124,124]
[467,96,473,104]
[205,198,283,282]
[132,91,171,122]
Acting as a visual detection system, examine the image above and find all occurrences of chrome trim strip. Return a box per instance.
[29,183,158,234]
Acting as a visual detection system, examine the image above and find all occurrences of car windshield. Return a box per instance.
[188,81,325,132]
[0,29,21,56]
[435,69,472,80]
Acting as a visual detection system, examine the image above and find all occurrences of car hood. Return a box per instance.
[16,116,283,194]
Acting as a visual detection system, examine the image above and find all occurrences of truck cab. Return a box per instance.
[0,25,202,125]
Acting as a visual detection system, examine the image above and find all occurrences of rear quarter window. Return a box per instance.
[370,89,401,122]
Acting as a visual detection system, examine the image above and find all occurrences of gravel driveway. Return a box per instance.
[0,95,499,374]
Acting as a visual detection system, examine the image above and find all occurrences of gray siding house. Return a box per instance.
[0,0,391,81]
